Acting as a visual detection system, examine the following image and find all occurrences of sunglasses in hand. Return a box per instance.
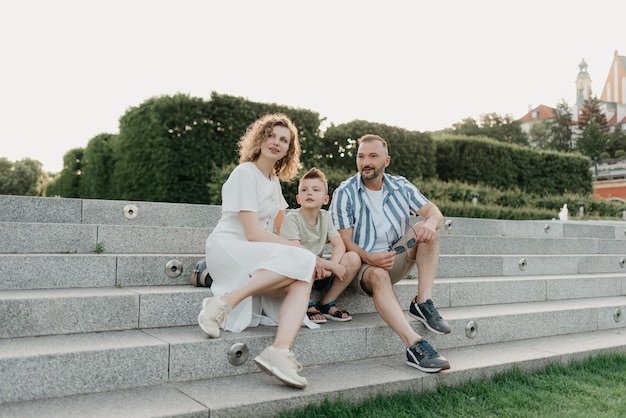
[386,222,418,254]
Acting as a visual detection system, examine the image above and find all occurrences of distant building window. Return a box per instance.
[532,110,538,118]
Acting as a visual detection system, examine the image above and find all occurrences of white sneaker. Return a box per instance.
[254,346,308,389]
[197,297,230,338]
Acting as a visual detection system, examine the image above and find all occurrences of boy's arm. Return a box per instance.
[327,235,346,265]
[318,236,345,281]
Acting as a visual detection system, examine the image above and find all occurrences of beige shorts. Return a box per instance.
[351,233,416,297]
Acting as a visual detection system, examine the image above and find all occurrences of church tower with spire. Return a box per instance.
[575,58,592,108]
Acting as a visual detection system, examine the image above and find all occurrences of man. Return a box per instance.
[330,134,451,373]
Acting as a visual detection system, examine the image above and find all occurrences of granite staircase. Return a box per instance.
[0,195,625,417]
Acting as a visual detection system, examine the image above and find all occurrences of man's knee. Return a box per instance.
[362,267,392,294]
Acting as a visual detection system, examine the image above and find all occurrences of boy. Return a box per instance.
[280,167,360,322]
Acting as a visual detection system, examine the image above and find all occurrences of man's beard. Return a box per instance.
[360,166,382,181]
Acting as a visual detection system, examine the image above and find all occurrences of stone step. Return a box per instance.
[1,193,625,415]
[435,254,626,278]
[443,217,622,239]
[1,296,624,404]
[5,221,626,256]
[3,196,625,240]
[0,195,221,228]
[2,329,620,418]
[1,274,624,339]
[0,254,204,290]
[0,286,211,338]
[6,218,626,256]
[0,222,211,254]
[0,330,170,405]
[3,250,626,291]
[441,273,626,305]
[440,234,626,255]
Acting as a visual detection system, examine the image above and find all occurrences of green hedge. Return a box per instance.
[46,93,607,222]
[323,121,436,181]
[416,178,623,220]
[108,93,324,203]
[436,201,556,220]
[434,135,592,196]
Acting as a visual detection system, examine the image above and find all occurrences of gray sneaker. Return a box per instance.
[406,339,450,373]
[408,297,451,334]
[254,346,308,389]
[198,296,230,338]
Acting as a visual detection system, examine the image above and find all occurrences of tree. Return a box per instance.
[110,94,216,203]
[0,157,46,196]
[479,113,529,146]
[606,128,626,158]
[576,119,611,160]
[107,92,324,203]
[0,158,13,194]
[575,96,609,159]
[450,117,482,136]
[445,114,528,146]
[577,95,607,131]
[324,120,437,181]
[551,99,574,152]
[80,133,116,199]
[528,119,554,150]
[45,148,84,197]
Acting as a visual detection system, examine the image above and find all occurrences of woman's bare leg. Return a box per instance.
[219,269,310,349]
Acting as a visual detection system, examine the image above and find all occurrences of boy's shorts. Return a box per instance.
[312,275,334,291]
[351,233,415,297]
[312,254,334,291]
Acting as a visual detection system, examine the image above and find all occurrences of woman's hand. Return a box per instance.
[314,256,326,280]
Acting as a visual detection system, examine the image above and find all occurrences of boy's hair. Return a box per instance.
[299,167,328,193]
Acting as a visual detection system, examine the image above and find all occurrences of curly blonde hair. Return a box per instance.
[238,113,301,181]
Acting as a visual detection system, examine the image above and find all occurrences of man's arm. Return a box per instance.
[414,202,444,244]
[337,228,395,270]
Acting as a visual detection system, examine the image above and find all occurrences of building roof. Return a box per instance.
[519,104,556,122]
[600,50,626,104]
[608,114,626,127]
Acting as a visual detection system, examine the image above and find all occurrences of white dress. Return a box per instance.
[205,162,317,332]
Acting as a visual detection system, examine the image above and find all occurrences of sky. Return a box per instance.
[1,0,625,173]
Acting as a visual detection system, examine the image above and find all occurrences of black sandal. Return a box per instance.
[317,301,352,322]
[307,301,327,324]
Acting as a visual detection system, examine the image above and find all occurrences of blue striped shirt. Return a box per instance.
[330,173,429,252]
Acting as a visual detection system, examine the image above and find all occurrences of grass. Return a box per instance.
[94,241,105,254]
[280,353,626,418]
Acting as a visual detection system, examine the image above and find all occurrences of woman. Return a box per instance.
[198,113,323,389]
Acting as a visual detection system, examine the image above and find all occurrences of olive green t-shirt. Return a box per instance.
[280,209,339,256]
